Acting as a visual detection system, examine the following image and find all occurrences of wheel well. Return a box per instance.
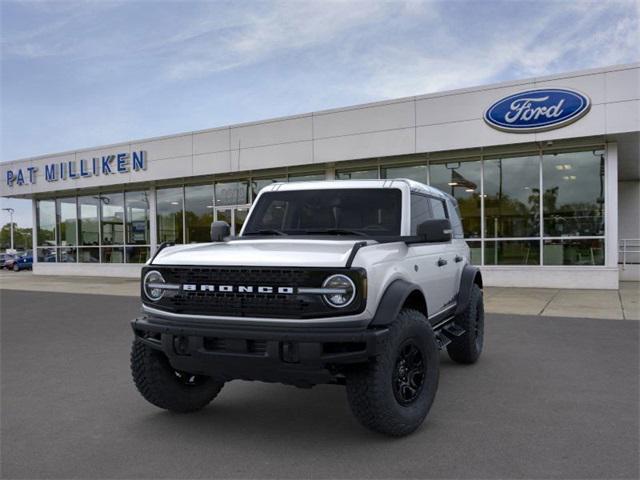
[474,272,483,289]
[402,290,428,318]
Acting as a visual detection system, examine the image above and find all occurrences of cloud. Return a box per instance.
[163,1,400,80]
[1,0,638,165]
[350,0,639,100]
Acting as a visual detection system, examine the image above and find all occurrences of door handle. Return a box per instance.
[437,258,448,267]
[455,255,463,263]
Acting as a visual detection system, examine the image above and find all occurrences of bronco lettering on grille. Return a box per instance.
[182,284,295,294]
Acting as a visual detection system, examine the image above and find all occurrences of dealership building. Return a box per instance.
[1,63,638,289]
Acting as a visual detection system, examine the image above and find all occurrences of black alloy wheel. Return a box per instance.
[392,340,425,405]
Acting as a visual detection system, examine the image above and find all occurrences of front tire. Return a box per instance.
[131,340,224,413]
[12,264,19,272]
[447,283,484,364]
[346,309,439,436]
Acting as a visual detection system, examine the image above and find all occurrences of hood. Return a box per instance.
[152,238,366,268]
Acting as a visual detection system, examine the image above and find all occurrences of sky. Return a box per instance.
[1,0,639,228]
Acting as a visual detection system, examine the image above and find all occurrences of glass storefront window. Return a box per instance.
[382,164,428,184]
[288,172,325,182]
[78,196,100,246]
[100,193,124,245]
[235,207,250,234]
[58,247,77,263]
[252,177,286,198]
[37,246,56,262]
[78,247,100,263]
[466,241,481,265]
[215,208,232,226]
[484,240,540,265]
[101,247,124,263]
[543,239,604,265]
[157,187,184,244]
[542,150,605,237]
[484,155,540,238]
[56,198,77,246]
[126,246,150,263]
[430,159,481,238]
[125,191,150,245]
[215,180,249,206]
[336,168,378,180]
[185,184,214,243]
[36,200,56,246]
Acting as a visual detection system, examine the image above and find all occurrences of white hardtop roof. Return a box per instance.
[260,179,451,199]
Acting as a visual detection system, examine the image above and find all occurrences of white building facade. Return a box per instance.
[2,63,639,289]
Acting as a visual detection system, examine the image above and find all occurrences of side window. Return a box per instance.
[410,194,432,234]
[428,198,448,220]
[446,198,464,238]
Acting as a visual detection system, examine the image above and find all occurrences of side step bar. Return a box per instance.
[434,320,466,350]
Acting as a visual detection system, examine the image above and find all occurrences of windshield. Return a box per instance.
[243,188,402,236]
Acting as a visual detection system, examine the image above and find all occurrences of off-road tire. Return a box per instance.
[447,283,484,364]
[131,340,224,413]
[345,309,439,436]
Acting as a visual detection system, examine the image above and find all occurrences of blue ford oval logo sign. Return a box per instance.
[484,88,591,133]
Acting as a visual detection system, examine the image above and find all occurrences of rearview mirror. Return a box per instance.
[414,219,452,243]
[210,221,231,242]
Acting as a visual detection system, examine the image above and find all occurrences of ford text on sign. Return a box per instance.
[484,88,590,133]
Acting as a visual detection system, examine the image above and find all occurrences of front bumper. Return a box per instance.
[131,315,388,386]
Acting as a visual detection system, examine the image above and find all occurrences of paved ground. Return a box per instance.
[1,290,638,479]
[1,270,639,319]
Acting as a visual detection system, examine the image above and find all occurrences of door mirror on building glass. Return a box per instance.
[413,219,452,243]
[210,221,231,242]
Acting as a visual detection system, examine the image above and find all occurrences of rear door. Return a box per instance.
[427,196,459,311]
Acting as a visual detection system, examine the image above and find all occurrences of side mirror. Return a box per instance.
[210,221,231,242]
[416,219,452,243]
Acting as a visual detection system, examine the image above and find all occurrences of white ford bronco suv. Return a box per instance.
[131,179,484,436]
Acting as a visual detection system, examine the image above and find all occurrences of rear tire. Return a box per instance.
[12,264,19,272]
[346,309,439,436]
[131,340,224,413]
[447,283,484,364]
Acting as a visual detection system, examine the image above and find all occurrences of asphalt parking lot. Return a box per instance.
[1,290,638,479]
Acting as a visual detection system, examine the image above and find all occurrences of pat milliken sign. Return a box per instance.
[5,151,147,187]
[484,88,591,133]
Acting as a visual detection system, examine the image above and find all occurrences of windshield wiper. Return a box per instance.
[306,228,368,237]
[244,229,287,236]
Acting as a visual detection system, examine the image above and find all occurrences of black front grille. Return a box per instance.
[143,266,366,319]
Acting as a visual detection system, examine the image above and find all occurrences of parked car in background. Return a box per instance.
[12,252,33,271]
[2,253,17,270]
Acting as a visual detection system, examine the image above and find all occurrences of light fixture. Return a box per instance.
[322,274,356,308]
[465,188,474,192]
[448,182,459,186]
[144,270,166,301]
[170,201,179,205]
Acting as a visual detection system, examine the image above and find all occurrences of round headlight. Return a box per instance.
[322,274,356,308]
[143,270,166,301]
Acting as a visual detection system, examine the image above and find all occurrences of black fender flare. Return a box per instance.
[369,279,425,327]
[454,265,483,317]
